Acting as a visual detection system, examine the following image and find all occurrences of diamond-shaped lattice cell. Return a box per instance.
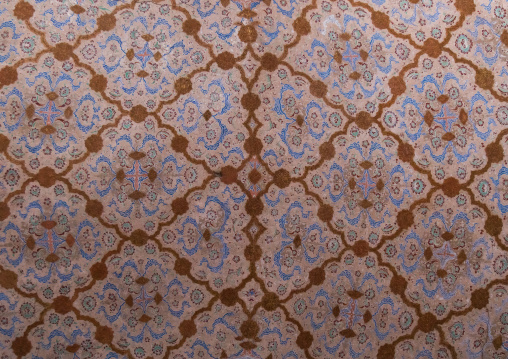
[380,189,508,319]
[0,180,122,302]
[0,56,120,174]
[283,256,419,358]
[65,117,209,236]
[74,240,212,358]
[156,178,252,289]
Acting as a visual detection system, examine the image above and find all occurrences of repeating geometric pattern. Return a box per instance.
[1,0,508,358]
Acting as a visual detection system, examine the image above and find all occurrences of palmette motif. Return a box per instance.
[1,0,508,358]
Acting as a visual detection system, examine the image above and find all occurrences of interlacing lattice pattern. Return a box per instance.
[1,0,508,357]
